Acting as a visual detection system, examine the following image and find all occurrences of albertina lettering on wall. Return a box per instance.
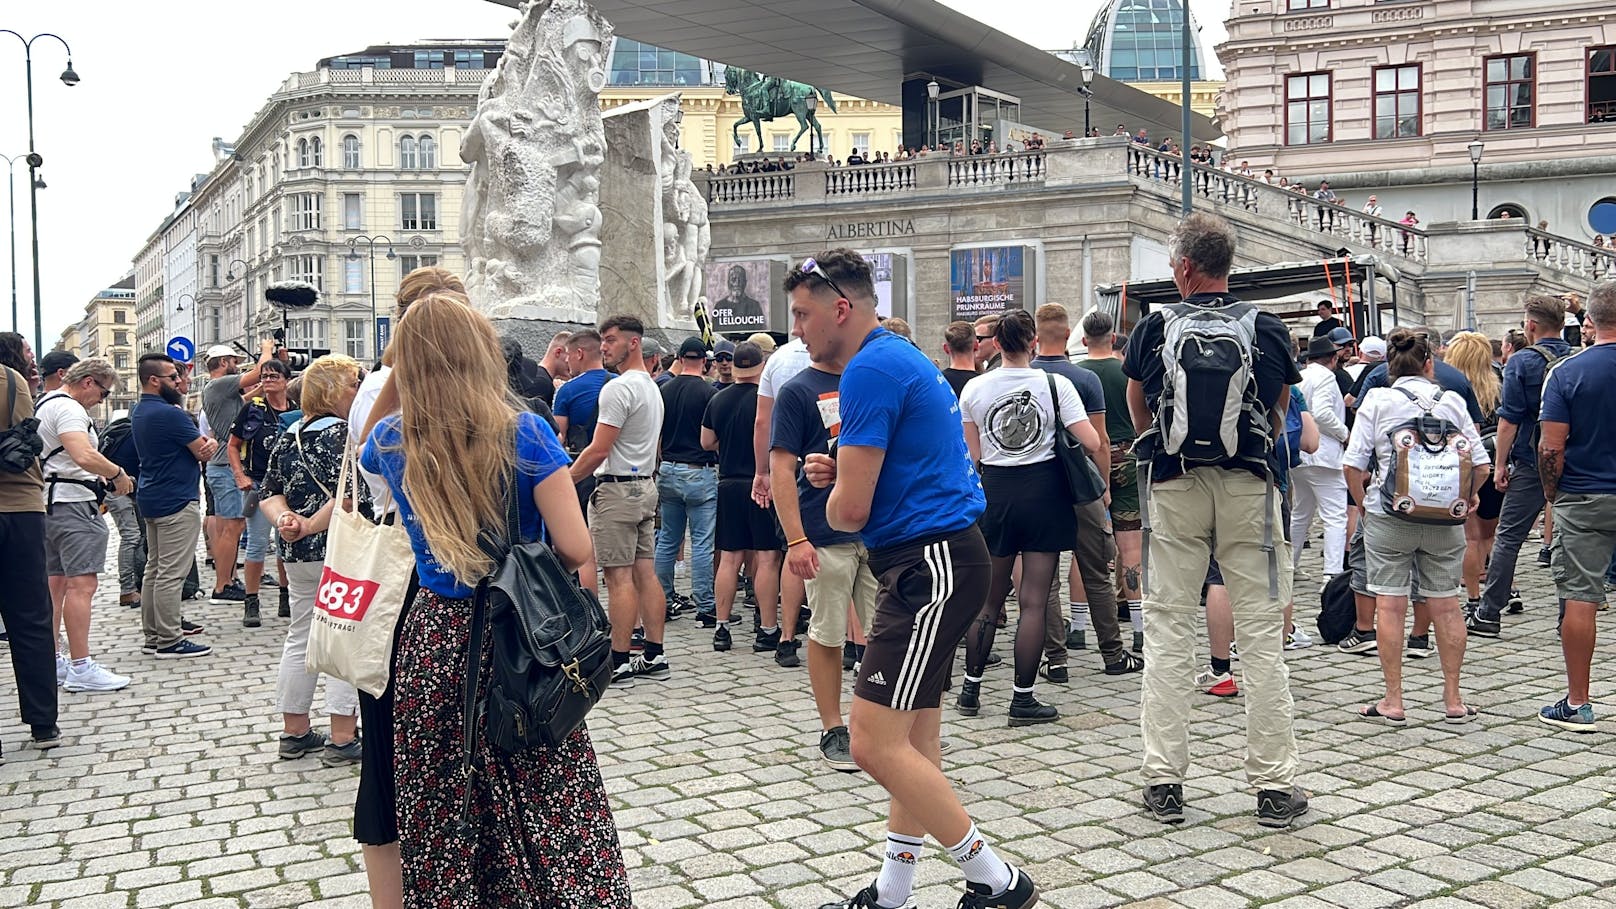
[826,219,916,241]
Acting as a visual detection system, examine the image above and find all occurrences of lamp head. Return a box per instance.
[346,249,360,261]
[385,248,397,260]
[60,62,79,87]
[927,79,940,100]
[32,175,46,190]
[805,94,817,113]
[1467,140,1484,164]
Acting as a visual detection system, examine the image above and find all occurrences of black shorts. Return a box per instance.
[716,477,782,552]
[979,460,1076,557]
[575,474,598,525]
[353,569,418,846]
[855,525,990,711]
[1476,476,1504,521]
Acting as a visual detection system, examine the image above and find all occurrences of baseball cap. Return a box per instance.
[1359,337,1386,360]
[641,339,664,359]
[714,340,736,360]
[746,332,777,355]
[677,337,707,359]
[733,341,766,379]
[1327,327,1355,348]
[39,350,78,375]
[205,344,237,360]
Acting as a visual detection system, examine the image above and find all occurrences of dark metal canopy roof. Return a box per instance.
[484,0,1219,142]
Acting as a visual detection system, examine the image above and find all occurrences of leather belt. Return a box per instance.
[598,474,652,484]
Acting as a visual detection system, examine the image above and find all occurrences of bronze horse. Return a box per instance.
[723,67,838,154]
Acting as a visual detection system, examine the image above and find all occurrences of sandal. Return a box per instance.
[1444,704,1481,725]
[1355,703,1406,725]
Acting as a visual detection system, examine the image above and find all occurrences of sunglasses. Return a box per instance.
[974,334,994,342]
[715,354,734,362]
[798,257,849,302]
[93,378,113,400]
[156,372,180,382]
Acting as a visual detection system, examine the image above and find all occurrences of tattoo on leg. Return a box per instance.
[1124,565,1141,593]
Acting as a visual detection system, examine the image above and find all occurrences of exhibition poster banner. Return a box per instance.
[866,252,896,320]
[705,260,773,333]
[951,246,1027,322]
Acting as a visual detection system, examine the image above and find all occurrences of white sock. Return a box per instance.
[760,625,778,633]
[1070,602,1090,632]
[947,823,1012,894]
[874,833,924,908]
[1128,601,1144,634]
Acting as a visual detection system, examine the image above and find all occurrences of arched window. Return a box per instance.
[399,135,417,170]
[1488,203,1528,221]
[310,136,323,167]
[297,138,310,168]
[342,134,361,169]
[418,134,437,170]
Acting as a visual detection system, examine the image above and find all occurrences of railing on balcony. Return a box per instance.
[710,171,795,205]
[1126,145,1431,262]
[1527,230,1616,280]
[945,151,1046,187]
[826,161,916,196]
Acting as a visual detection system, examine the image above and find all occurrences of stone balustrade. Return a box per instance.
[945,151,1046,187]
[1526,229,1616,280]
[825,161,916,196]
[709,170,795,205]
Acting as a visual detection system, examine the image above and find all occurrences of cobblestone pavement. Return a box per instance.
[4,530,1615,909]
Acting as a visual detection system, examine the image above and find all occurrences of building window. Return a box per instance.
[290,193,321,231]
[343,193,362,230]
[343,134,361,168]
[343,319,369,359]
[310,137,322,167]
[607,39,708,86]
[209,255,221,288]
[1485,53,1535,131]
[344,257,365,293]
[1287,0,1328,9]
[1101,0,1202,81]
[400,193,437,230]
[113,352,131,371]
[297,138,311,168]
[289,254,324,290]
[418,135,437,170]
[413,50,444,70]
[114,309,126,323]
[1373,65,1421,139]
[1589,47,1616,123]
[286,318,329,349]
[399,135,417,170]
[851,132,871,154]
[771,133,792,152]
[1284,72,1332,145]
[398,254,439,277]
[113,330,129,346]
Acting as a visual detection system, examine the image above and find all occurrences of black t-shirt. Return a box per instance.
[942,367,977,399]
[230,397,291,481]
[530,364,556,407]
[659,375,717,465]
[769,367,858,547]
[1312,316,1343,338]
[702,382,760,479]
[1122,294,1302,483]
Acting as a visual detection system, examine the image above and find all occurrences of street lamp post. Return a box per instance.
[1071,50,1095,138]
[0,153,21,333]
[173,293,197,363]
[1,30,79,356]
[347,236,395,359]
[1467,140,1484,221]
[927,79,940,149]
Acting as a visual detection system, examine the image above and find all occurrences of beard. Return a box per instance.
[159,384,185,406]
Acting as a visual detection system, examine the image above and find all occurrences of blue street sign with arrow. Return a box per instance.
[167,337,195,363]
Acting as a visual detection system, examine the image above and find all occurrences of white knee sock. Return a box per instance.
[874,833,924,907]
[947,823,1012,894]
[1070,602,1090,632]
[1128,601,1144,634]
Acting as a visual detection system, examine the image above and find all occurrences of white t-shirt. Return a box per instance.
[758,337,812,400]
[1345,376,1490,513]
[959,366,1086,467]
[36,392,100,503]
[595,369,664,477]
[349,365,391,506]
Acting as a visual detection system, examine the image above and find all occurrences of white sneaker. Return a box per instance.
[1285,628,1315,650]
[63,660,132,693]
[56,653,69,687]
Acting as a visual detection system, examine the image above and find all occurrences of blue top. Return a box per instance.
[131,395,204,518]
[1031,355,1107,417]
[838,327,984,551]
[361,411,572,597]
[1538,344,1616,495]
[551,368,613,451]
[1496,337,1572,466]
[770,367,859,548]
[1356,359,1485,427]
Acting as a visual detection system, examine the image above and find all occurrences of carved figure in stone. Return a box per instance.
[722,67,838,154]
[461,0,613,322]
[657,100,710,322]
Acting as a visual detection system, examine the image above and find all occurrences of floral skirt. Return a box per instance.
[394,588,631,909]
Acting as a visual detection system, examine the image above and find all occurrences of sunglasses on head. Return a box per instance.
[798,257,849,302]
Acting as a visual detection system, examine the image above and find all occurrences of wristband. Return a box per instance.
[786,537,808,548]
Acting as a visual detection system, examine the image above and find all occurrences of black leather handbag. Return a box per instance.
[1047,374,1107,505]
[0,369,43,474]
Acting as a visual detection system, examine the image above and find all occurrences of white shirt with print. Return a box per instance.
[1345,375,1490,513]
[959,366,1086,467]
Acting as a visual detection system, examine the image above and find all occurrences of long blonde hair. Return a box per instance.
[1445,331,1500,418]
[388,293,522,583]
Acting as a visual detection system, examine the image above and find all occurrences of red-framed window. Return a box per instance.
[1484,53,1535,131]
[1285,72,1332,145]
[1373,64,1422,138]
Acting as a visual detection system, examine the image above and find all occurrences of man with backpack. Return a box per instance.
[100,412,146,609]
[1123,213,1307,829]
[226,358,294,628]
[1469,295,1572,638]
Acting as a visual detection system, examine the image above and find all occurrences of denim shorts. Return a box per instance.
[205,464,245,520]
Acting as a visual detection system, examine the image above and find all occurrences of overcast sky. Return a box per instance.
[0,0,1228,349]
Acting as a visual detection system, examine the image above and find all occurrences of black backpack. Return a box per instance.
[99,416,141,481]
[1317,572,1356,644]
[0,368,42,473]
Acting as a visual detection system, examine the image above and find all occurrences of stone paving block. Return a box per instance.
[1498,867,1596,899]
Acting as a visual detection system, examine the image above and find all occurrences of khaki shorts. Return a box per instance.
[1550,493,1616,604]
[588,480,658,568]
[804,541,880,648]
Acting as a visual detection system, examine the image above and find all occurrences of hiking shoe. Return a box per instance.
[631,653,671,681]
[154,639,211,659]
[1538,545,1552,567]
[1466,614,1500,638]
[1144,783,1185,824]
[1406,635,1436,659]
[31,724,62,750]
[278,730,327,759]
[63,660,132,693]
[1285,627,1314,650]
[754,627,781,653]
[181,619,205,636]
[816,883,912,909]
[1008,692,1059,727]
[1104,651,1145,676]
[956,679,982,716]
[1065,628,1087,650]
[1507,589,1524,614]
[959,866,1039,909]
[610,661,636,689]
[713,625,732,652]
[1540,697,1597,733]
[1257,786,1310,828]
[1337,627,1378,653]
[320,737,363,767]
[843,641,857,670]
[775,638,802,668]
[209,581,246,605]
[278,589,291,618]
[1195,668,1238,697]
[243,595,262,628]
[1039,662,1069,684]
[819,725,858,772]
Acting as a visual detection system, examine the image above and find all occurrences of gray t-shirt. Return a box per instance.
[201,375,245,466]
[594,369,663,477]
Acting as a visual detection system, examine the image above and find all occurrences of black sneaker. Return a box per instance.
[819,725,858,772]
[696,611,718,628]
[180,619,205,636]
[1466,613,1501,638]
[956,679,981,716]
[154,639,212,659]
[261,573,278,588]
[816,883,910,909]
[959,866,1039,909]
[666,593,694,620]
[278,730,327,760]
[984,651,1002,668]
[775,639,802,668]
[630,628,646,651]
[278,589,291,619]
[1065,628,1087,650]
[1039,662,1069,684]
[1008,692,1059,727]
[795,609,811,637]
[1132,631,1145,653]
[1507,588,1524,615]
[1144,783,1185,824]
[1538,545,1552,567]
[713,625,732,651]
[31,724,62,750]
[1337,627,1378,653]
[610,661,636,689]
[1104,651,1145,675]
[1257,785,1310,828]
[243,594,262,628]
[754,627,781,653]
[631,653,671,681]
[209,581,246,605]
[320,737,363,767]
[843,641,857,670]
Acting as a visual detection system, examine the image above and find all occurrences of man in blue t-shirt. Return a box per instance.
[130,354,218,658]
[551,330,612,597]
[793,249,1037,909]
[1469,296,1573,637]
[1535,286,1616,732]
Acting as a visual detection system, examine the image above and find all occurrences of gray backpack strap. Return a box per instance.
[1139,460,1153,598]
[1262,471,1277,599]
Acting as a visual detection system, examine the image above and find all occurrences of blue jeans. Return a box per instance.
[654,464,717,612]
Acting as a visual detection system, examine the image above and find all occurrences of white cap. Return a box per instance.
[1359,337,1386,360]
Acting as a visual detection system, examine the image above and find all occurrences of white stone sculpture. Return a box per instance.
[660,98,711,325]
[461,0,613,324]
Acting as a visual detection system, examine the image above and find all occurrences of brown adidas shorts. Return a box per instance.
[854,525,991,711]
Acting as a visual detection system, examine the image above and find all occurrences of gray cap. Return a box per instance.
[641,339,664,358]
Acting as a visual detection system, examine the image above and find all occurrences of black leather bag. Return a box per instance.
[0,369,43,474]
[1047,374,1107,505]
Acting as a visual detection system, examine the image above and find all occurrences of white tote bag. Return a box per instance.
[306,439,414,697]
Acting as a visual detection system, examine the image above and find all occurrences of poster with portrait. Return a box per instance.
[704,259,778,333]
[950,246,1035,322]
[859,251,910,320]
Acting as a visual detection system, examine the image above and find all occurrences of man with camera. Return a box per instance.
[200,339,277,607]
[227,358,293,628]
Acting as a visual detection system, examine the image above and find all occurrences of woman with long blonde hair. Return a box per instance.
[1446,331,1505,612]
[358,293,629,908]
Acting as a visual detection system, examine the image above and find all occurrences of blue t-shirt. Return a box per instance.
[131,395,204,518]
[551,368,613,452]
[361,411,572,597]
[770,367,859,548]
[838,327,984,551]
[1356,359,1485,427]
[1538,344,1616,495]
[1495,338,1572,466]
[1032,355,1107,418]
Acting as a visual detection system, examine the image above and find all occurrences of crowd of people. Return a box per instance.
[1,215,1613,908]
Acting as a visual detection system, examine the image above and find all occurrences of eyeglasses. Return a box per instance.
[974,334,995,342]
[799,257,849,302]
[91,378,113,401]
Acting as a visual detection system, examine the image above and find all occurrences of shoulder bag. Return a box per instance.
[0,369,43,473]
[1047,374,1107,505]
